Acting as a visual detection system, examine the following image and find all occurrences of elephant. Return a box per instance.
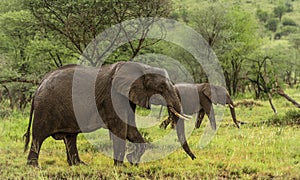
[152,83,240,130]
[23,61,196,167]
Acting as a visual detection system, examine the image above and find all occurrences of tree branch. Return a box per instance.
[273,87,300,108]
[0,77,38,85]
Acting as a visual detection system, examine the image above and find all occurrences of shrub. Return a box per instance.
[282,18,297,26]
[285,2,293,12]
[0,104,11,118]
[273,5,286,21]
[256,9,269,23]
[280,26,299,36]
[265,109,300,126]
[266,18,279,32]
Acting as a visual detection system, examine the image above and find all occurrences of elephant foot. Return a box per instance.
[170,122,176,129]
[67,156,87,166]
[159,122,168,129]
[68,160,87,166]
[74,160,87,166]
[237,120,247,125]
[27,159,39,168]
[126,153,138,166]
[114,160,126,167]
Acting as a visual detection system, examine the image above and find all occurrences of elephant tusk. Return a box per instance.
[182,114,193,119]
[169,107,191,121]
[229,104,234,108]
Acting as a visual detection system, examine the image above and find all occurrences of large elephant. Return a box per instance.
[23,61,195,167]
[153,83,240,130]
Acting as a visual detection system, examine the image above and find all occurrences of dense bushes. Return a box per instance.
[282,18,297,26]
[266,18,279,32]
[265,109,300,126]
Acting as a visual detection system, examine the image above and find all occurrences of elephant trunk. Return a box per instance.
[175,114,196,160]
[228,102,240,128]
[164,85,195,160]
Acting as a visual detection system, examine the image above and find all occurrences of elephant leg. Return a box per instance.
[109,127,127,166]
[63,134,85,166]
[27,135,47,167]
[170,116,176,129]
[195,109,205,129]
[159,116,171,129]
[126,126,146,166]
[206,106,216,130]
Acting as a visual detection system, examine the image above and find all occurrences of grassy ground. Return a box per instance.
[0,91,300,179]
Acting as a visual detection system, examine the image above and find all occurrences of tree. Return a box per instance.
[189,4,260,95]
[190,3,228,48]
[23,0,172,66]
[243,43,300,112]
[273,5,286,21]
[0,1,83,109]
[219,9,260,95]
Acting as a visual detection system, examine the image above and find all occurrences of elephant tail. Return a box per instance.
[23,98,34,153]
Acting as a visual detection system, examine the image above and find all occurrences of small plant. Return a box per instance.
[256,9,269,23]
[235,99,263,108]
[0,105,11,118]
[266,18,279,32]
[273,5,286,21]
[285,2,293,12]
[265,109,300,126]
[280,26,299,36]
[282,18,297,26]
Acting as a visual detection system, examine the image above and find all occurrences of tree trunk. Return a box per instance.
[274,88,300,108]
[268,93,277,114]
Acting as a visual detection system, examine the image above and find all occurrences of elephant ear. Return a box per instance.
[203,83,227,105]
[112,62,149,109]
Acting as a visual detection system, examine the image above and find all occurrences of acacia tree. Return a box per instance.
[243,41,300,113]
[23,0,172,66]
[190,4,259,95]
[190,3,228,48]
[289,34,300,85]
[0,8,40,110]
[273,5,286,22]
[221,9,259,95]
[1,0,172,109]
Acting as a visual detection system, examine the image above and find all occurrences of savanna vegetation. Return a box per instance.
[0,0,300,179]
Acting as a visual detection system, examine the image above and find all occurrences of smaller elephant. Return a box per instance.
[153,83,240,130]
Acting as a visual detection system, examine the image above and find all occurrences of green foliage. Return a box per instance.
[289,33,300,49]
[1,0,300,103]
[22,0,172,66]
[265,109,300,126]
[189,3,229,47]
[273,5,286,21]
[285,2,294,12]
[0,104,11,118]
[0,0,24,13]
[279,26,299,36]
[256,9,269,23]
[282,17,297,26]
[266,18,279,32]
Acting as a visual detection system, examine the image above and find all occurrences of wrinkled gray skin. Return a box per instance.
[153,83,240,130]
[23,62,196,167]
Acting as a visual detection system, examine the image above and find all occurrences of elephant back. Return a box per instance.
[175,83,201,115]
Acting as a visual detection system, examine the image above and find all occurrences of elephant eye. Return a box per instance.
[158,84,165,92]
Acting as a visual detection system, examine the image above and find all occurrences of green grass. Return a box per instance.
[1,92,300,179]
